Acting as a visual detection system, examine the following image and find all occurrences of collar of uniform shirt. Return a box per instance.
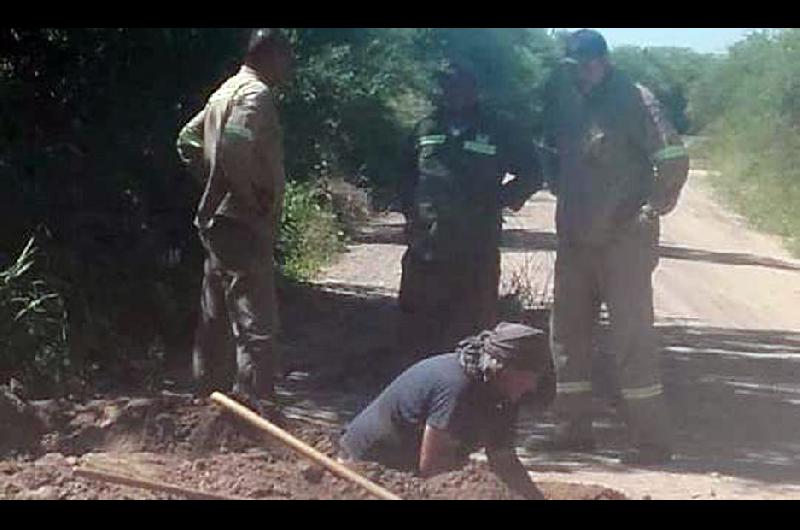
[240,64,271,86]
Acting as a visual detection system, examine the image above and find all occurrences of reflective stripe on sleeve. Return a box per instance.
[463,140,497,156]
[653,145,688,162]
[557,381,593,394]
[224,125,254,142]
[418,134,446,147]
[622,384,664,400]
[179,130,203,148]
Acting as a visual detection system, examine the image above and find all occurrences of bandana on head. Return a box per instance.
[456,322,556,407]
[458,323,549,377]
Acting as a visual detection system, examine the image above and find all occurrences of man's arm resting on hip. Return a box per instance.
[636,84,690,217]
[649,155,689,216]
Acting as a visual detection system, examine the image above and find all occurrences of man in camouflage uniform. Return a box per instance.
[541,30,689,464]
[176,29,293,415]
[398,65,541,359]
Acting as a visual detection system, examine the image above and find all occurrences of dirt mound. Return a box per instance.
[4,393,339,459]
[1,452,627,500]
[425,462,527,499]
[28,396,268,457]
[0,396,627,500]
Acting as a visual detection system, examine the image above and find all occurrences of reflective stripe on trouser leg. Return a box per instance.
[551,244,599,436]
[601,219,672,450]
[557,381,593,395]
[622,383,663,400]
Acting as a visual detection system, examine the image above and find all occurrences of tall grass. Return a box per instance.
[693,30,800,256]
[0,237,70,391]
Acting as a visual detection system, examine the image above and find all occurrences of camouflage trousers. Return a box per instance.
[193,216,278,399]
[398,248,500,359]
[550,217,672,451]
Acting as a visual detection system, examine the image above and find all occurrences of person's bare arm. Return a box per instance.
[418,424,462,477]
[486,447,544,500]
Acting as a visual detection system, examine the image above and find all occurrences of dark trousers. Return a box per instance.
[550,217,672,450]
[398,248,500,358]
[192,216,278,398]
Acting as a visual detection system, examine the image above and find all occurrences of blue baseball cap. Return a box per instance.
[563,29,609,64]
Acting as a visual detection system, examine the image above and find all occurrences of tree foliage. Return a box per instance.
[688,29,800,254]
[611,45,714,133]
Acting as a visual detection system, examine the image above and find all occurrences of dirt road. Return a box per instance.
[309,168,800,499]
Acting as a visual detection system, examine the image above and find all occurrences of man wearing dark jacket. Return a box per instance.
[398,66,541,357]
[541,30,689,464]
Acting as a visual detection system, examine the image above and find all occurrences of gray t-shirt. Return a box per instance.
[339,353,517,471]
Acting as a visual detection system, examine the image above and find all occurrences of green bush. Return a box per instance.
[277,181,346,282]
[692,29,800,256]
[611,45,715,134]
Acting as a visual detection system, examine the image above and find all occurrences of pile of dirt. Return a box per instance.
[0,455,166,500]
[0,396,627,500]
[425,462,528,499]
[0,452,627,500]
[26,395,268,457]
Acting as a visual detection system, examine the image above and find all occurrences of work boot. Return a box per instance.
[230,387,287,427]
[620,445,673,466]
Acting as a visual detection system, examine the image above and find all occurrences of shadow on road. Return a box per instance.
[659,324,800,483]
[520,323,800,486]
[659,245,800,271]
[276,281,406,421]
[500,228,800,272]
[274,280,551,427]
[349,223,407,246]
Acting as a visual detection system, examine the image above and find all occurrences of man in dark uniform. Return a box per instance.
[541,30,689,464]
[398,65,541,358]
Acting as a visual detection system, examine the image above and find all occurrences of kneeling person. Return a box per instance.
[339,322,555,499]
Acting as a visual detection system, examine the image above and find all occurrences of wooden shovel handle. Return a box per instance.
[210,392,402,500]
[73,466,247,500]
